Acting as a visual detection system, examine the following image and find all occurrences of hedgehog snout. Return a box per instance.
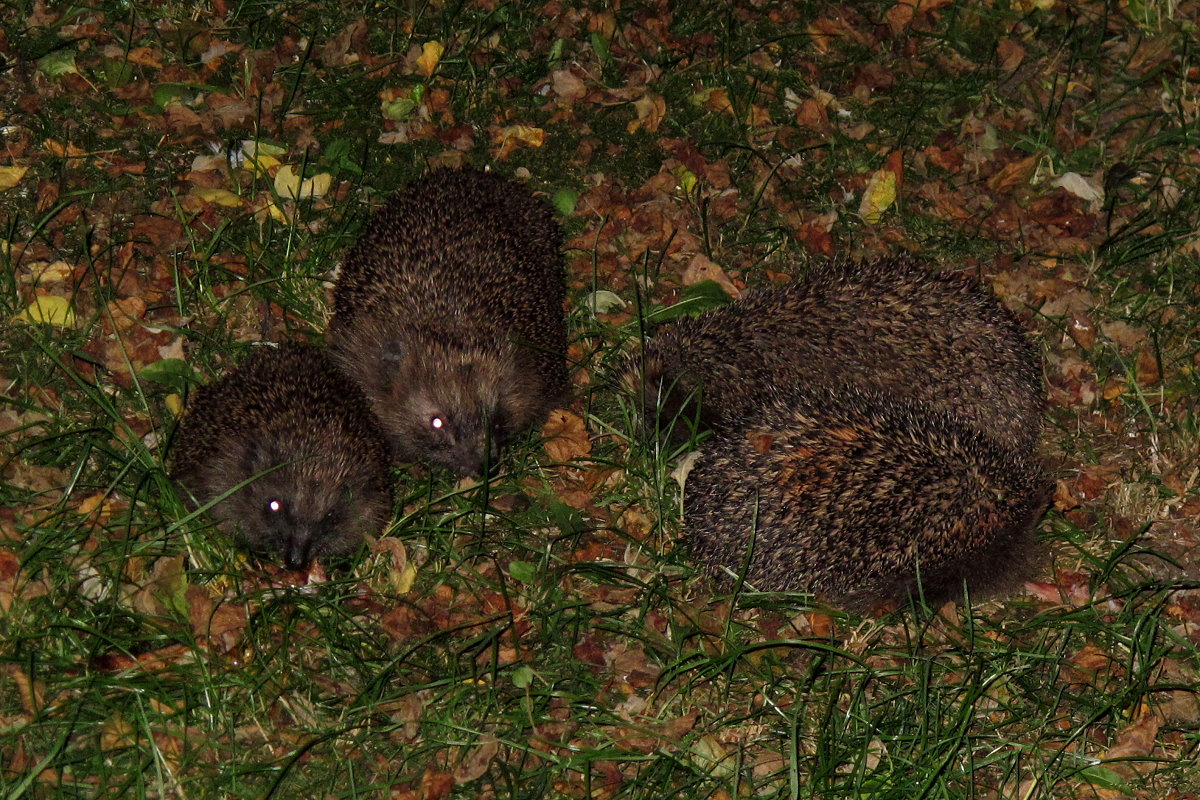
[281,527,316,571]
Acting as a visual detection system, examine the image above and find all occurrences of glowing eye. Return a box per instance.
[266,499,282,513]
[430,416,445,430]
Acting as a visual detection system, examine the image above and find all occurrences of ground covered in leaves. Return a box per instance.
[3,0,1200,797]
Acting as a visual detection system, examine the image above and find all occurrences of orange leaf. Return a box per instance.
[543,409,591,463]
[986,154,1039,192]
[416,41,443,78]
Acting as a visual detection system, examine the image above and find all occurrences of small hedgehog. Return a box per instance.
[684,386,1051,610]
[629,257,1044,456]
[171,343,394,569]
[328,168,568,476]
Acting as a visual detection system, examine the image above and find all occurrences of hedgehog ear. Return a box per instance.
[240,430,279,477]
[379,338,409,365]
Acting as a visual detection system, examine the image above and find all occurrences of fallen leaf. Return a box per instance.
[373,537,415,595]
[987,154,1039,192]
[860,166,897,223]
[14,295,75,327]
[0,165,28,191]
[543,409,591,463]
[453,735,500,783]
[273,165,333,200]
[1053,172,1104,204]
[1100,321,1147,352]
[192,187,245,207]
[492,124,546,160]
[680,253,739,297]
[1100,711,1160,762]
[416,41,444,78]
[43,139,87,159]
[628,92,666,134]
[1135,348,1160,385]
[551,69,587,104]
[420,769,454,800]
[996,38,1026,71]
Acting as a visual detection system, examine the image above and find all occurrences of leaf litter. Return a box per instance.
[2,0,1200,796]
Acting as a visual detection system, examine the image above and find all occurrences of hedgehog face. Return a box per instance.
[360,338,531,476]
[204,434,386,569]
[391,377,508,477]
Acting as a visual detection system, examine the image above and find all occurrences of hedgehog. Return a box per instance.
[171,343,394,570]
[684,385,1051,611]
[627,257,1044,456]
[327,168,568,477]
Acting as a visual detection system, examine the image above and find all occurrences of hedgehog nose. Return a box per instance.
[283,532,313,571]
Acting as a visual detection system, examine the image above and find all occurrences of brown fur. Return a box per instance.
[629,257,1044,456]
[171,343,393,569]
[328,168,567,476]
[685,385,1051,611]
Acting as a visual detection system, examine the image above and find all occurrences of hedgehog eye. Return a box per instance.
[266,499,284,514]
[430,415,445,431]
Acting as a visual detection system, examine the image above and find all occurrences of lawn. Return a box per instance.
[2,0,1200,797]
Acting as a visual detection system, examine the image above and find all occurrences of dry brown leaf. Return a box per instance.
[1100,321,1147,352]
[618,507,652,540]
[43,139,87,158]
[996,38,1026,71]
[884,2,915,34]
[628,92,666,134]
[3,664,45,716]
[987,154,1039,192]
[453,735,500,783]
[543,409,591,463]
[551,69,587,104]
[1100,711,1160,762]
[703,88,735,115]
[421,768,455,800]
[100,712,137,751]
[186,585,247,654]
[1069,314,1097,349]
[1135,349,1160,385]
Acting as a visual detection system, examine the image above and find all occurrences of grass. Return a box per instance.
[3,0,1200,797]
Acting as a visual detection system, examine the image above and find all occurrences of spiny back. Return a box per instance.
[640,257,1044,456]
[685,385,1050,610]
[331,168,566,390]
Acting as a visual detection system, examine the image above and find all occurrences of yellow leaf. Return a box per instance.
[273,165,333,200]
[43,139,87,158]
[0,165,28,191]
[14,295,75,327]
[394,562,418,595]
[239,141,284,173]
[192,187,245,207]
[492,125,546,160]
[245,153,280,173]
[165,393,184,417]
[673,166,698,198]
[859,168,897,224]
[417,41,444,78]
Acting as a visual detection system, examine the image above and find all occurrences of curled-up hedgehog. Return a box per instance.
[327,168,568,476]
[627,257,1044,456]
[684,385,1051,611]
[171,343,394,570]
